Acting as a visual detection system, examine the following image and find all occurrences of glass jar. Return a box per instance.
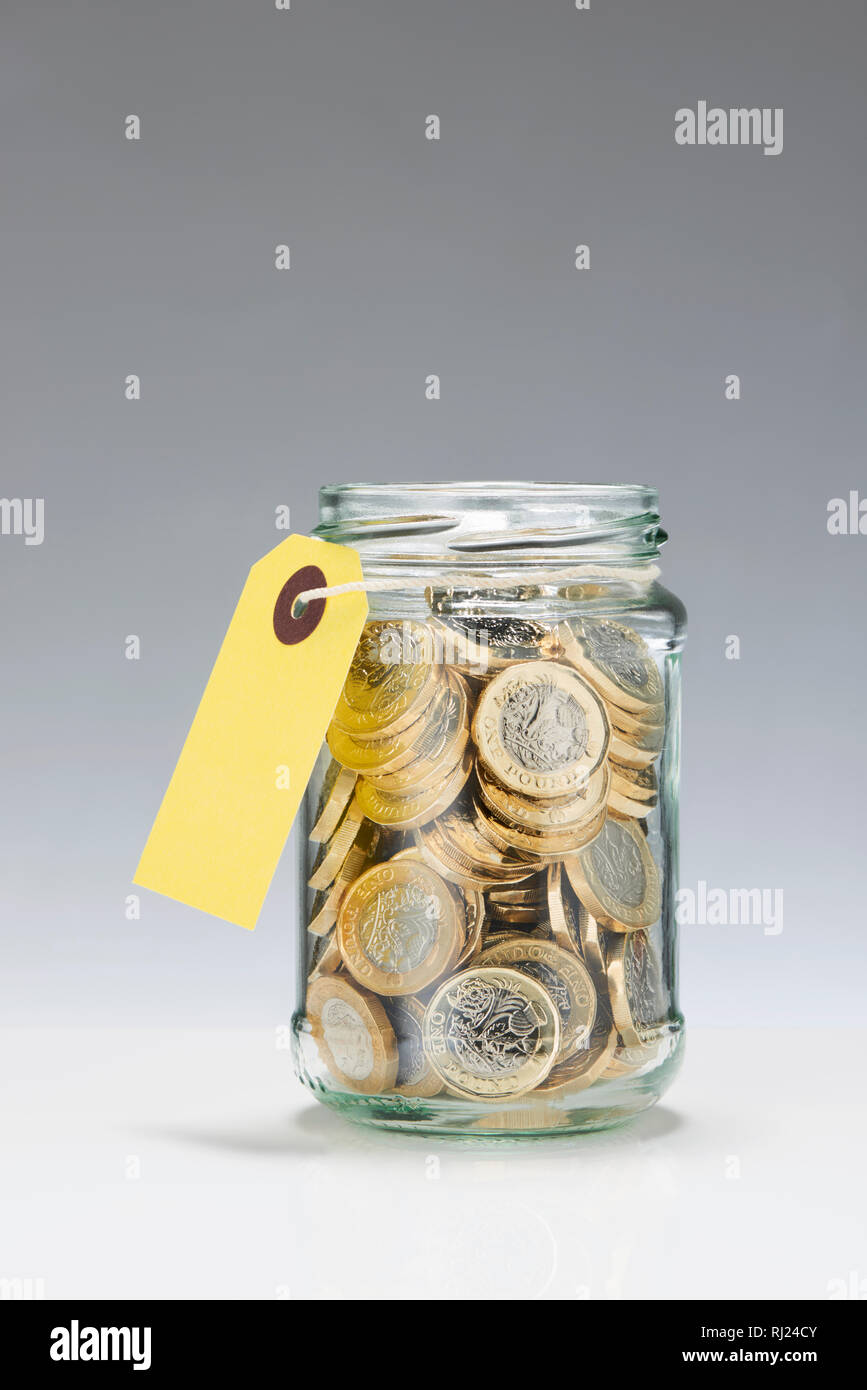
[293,483,686,1137]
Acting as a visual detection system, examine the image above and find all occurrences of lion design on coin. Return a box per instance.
[498,677,589,772]
[359,883,439,973]
[444,976,540,1077]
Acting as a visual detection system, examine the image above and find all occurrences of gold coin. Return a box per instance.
[308,974,398,1094]
[493,922,553,940]
[470,797,561,862]
[307,891,339,939]
[608,702,665,737]
[608,718,664,756]
[309,928,343,980]
[428,614,561,675]
[423,966,561,1098]
[307,796,366,891]
[426,802,534,877]
[470,798,528,856]
[601,1036,667,1080]
[537,1009,618,1094]
[608,785,654,819]
[347,676,446,743]
[385,995,443,1098]
[356,747,473,829]
[472,794,607,858]
[415,823,529,890]
[326,679,451,774]
[478,936,597,1056]
[487,883,546,906]
[412,829,487,888]
[610,762,658,802]
[308,888,340,939]
[558,618,663,713]
[577,901,608,982]
[476,756,609,833]
[362,674,469,793]
[564,813,661,930]
[411,826,476,886]
[487,903,546,926]
[606,927,667,1048]
[337,859,464,996]
[545,862,583,958]
[608,732,659,770]
[307,819,381,935]
[472,660,610,798]
[484,928,551,946]
[308,761,358,843]
[456,887,488,964]
[332,620,441,738]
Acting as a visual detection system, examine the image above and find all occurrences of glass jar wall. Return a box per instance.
[292,484,686,1136]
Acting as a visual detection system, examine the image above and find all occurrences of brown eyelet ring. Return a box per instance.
[273,565,327,645]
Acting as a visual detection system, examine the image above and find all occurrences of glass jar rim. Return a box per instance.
[315,481,665,567]
[321,480,655,496]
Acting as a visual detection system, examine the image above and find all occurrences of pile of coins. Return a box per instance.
[304,613,671,1105]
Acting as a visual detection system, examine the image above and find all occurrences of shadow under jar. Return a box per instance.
[293,483,686,1137]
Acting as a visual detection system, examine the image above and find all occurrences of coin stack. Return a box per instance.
[304,612,671,1107]
[557,617,664,821]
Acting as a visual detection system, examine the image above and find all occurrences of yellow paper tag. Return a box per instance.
[134,535,368,929]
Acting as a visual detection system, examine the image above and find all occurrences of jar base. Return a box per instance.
[294,1021,684,1139]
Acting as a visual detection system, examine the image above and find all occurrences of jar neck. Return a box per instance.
[313,483,665,580]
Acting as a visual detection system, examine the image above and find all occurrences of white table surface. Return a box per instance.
[1,1026,861,1301]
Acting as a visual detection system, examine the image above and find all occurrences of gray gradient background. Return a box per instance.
[2,0,865,1034]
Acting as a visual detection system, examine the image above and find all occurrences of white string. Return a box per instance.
[295,563,660,609]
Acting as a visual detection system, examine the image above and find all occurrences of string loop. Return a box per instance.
[293,563,659,611]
